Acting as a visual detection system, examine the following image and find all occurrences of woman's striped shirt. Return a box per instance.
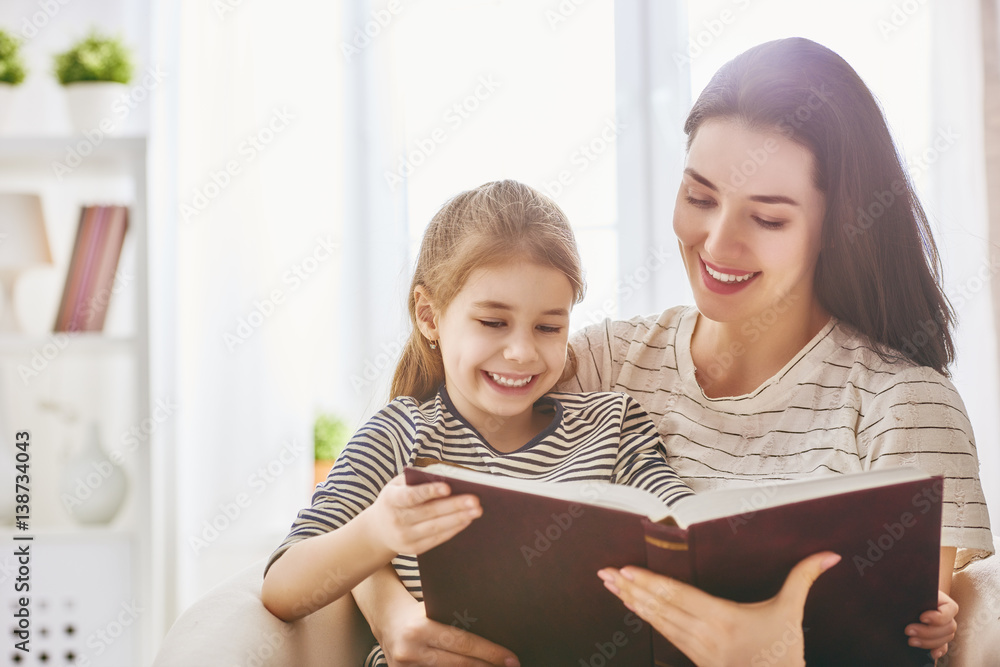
[563,305,993,567]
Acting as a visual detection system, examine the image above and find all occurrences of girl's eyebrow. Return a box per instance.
[472,300,569,317]
[684,167,801,207]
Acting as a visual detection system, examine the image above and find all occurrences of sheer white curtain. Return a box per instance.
[927,1,999,525]
[168,0,343,622]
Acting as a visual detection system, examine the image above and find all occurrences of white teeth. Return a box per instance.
[488,372,532,387]
[705,264,757,283]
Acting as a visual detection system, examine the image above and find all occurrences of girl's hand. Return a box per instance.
[597,551,841,667]
[366,476,482,556]
[904,590,958,660]
[379,595,520,667]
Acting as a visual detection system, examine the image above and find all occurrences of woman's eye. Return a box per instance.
[479,320,504,328]
[537,325,562,334]
[752,216,785,230]
[685,194,715,208]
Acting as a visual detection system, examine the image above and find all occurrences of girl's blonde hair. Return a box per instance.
[390,180,585,402]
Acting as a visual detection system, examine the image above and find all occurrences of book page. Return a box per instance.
[668,466,931,528]
[415,464,673,520]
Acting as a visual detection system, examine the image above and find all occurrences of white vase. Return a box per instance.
[0,83,15,133]
[60,422,128,525]
[63,81,128,135]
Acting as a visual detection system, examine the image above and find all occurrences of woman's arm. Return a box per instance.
[597,552,841,667]
[262,478,481,621]
[352,565,520,667]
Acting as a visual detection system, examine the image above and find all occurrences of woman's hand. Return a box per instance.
[905,590,958,660]
[366,476,483,556]
[597,551,841,667]
[378,595,520,667]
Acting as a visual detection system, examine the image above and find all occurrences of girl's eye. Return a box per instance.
[685,194,715,208]
[537,325,562,334]
[752,216,785,230]
[479,320,505,328]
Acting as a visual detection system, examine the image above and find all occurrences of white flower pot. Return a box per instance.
[0,83,15,133]
[63,81,128,135]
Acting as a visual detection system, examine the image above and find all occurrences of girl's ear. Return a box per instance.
[413,285,439,340]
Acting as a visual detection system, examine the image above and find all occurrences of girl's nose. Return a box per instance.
[504,329,539,364]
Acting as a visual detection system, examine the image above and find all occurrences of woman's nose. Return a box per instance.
[703,207,744,262]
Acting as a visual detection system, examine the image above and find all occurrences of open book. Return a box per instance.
[405,463,942,667]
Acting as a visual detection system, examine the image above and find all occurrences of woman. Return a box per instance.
[351,38,992,666]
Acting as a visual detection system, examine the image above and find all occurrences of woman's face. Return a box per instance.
[673,118,827,326]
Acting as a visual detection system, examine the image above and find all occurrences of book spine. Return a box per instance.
[83,206,128,332]
[54,207,94,332]
[642,519,696,667]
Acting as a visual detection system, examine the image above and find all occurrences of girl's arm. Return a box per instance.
[904,546,959,660]
[262,478,481,622]
[352,565,520,667]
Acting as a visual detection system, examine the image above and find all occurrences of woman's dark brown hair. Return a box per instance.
[685,37,954,374]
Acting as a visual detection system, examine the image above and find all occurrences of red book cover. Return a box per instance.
[406,465,941,667]
[67,205,109,331]
[79,205,128,332]
[54,206,97,332]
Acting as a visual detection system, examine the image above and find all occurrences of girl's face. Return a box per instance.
[428,261,574,439]
[673,119,827,326]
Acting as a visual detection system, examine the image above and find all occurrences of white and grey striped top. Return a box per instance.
[267,386,693,599]
[563,305,994,566]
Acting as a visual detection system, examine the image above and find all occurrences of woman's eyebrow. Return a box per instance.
[685,167,801,207]
[684,167,717,191]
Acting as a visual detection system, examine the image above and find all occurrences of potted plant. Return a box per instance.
[314,413,350,486]
[0,29,27,131]
[53,30,134,134]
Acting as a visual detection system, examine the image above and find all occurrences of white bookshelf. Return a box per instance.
[0,132,153,667]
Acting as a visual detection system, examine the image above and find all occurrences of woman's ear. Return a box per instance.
[413,285,439,341]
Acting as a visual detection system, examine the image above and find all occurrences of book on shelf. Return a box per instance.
[53,205,129,333]
[405,462,942,667]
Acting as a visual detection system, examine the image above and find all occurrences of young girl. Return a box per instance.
[260,179,694,666]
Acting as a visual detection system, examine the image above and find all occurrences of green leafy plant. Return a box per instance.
[53,30,134,85]
[0,30,27,85]
[314,413,350,461]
